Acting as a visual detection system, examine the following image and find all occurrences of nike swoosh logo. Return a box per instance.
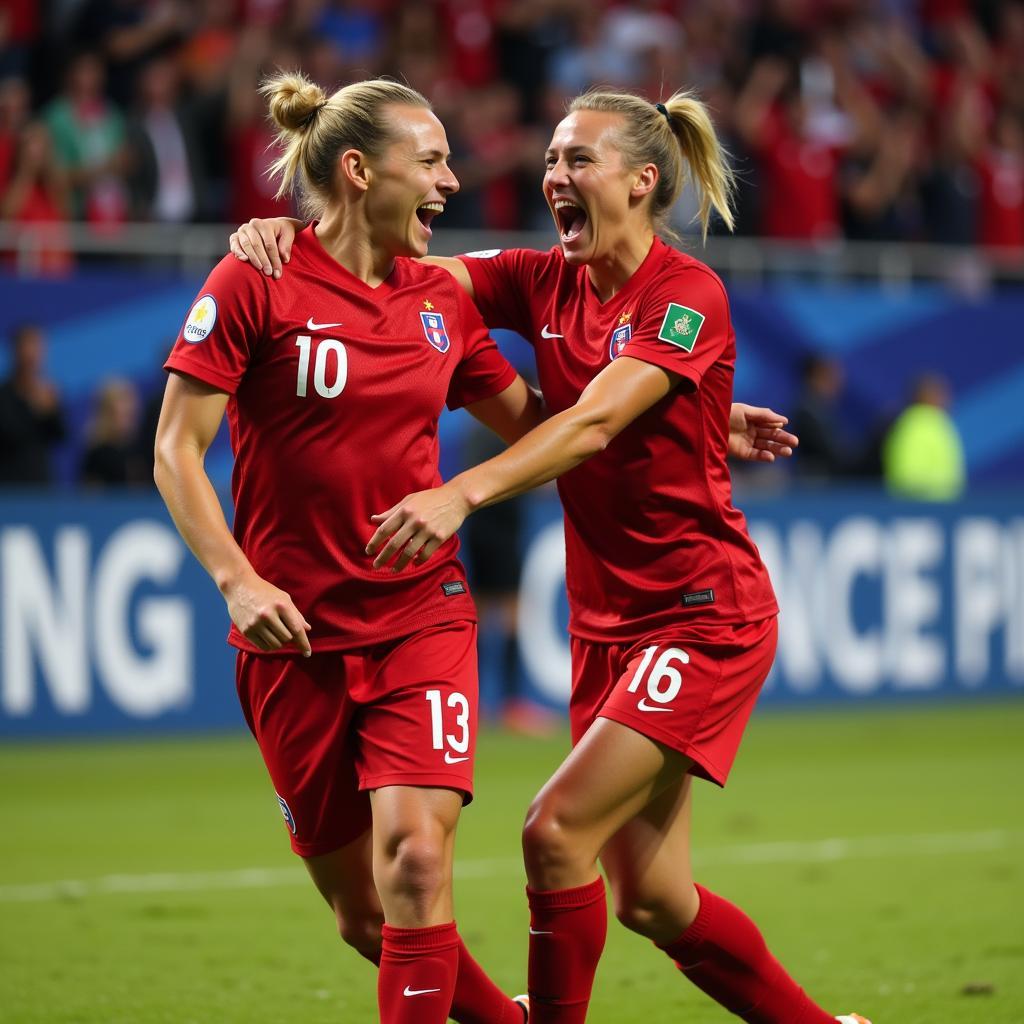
[306,318,344,331]
[403,986,442,997]
[540,324,563,339]
[637,698,673,712]
[444,752,470,764]
[529,927,553,935]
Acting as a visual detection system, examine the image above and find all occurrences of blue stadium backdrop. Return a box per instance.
[2,268,1022,735]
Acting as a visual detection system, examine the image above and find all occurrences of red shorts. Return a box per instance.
[569,617,777,787]
[235,620,478,857]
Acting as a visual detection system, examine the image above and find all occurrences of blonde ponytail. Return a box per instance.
[662,90,735,237]
[569,88,735,241]
[260,72,431,219]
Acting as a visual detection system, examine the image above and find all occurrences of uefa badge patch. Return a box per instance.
[608,322,632,360]
[657,302,705,353]
[183,294,217,344]
[420,310,451,353]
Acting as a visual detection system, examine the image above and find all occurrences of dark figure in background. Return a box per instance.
[790,353,856,482]
[462,421,555,735]
[79,377,149,487]
[0,323,67,486]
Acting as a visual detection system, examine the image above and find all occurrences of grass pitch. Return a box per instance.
[2,701,1023,1023]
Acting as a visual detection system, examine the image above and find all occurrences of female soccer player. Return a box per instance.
[228,92,867,1022]
[155,73,538,1024]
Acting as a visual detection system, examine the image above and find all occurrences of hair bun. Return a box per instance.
[264,72,327,133]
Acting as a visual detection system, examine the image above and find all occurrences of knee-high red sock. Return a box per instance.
[450,935,524,1024]
[378,921,459,1024]
[527,876,607,1023]
[657,884,833,1024]
[356,929,521,1023]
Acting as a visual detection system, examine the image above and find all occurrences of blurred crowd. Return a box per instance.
[1,0,1023,252]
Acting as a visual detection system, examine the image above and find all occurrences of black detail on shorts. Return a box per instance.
[682,588,715,607]
[441,580,467,596]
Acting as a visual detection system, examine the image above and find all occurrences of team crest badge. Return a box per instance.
[608,322,632,360]
[276,793,297,835]
[657,302,705,353]
[420,311,451,353]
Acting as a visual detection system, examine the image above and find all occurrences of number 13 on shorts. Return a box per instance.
[425,689,471,760]
[627,646,690,710]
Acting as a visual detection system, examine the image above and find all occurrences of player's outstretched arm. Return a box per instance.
[155,372,312,656]
[228,218,477,296]
[366,355,677,571]
[729,403,798,462]
[465,374,546,445]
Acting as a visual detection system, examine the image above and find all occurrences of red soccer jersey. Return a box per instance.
[167,226,517,652]
[459,238,778,642]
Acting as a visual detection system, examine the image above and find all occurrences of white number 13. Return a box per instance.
[425,689,470,753]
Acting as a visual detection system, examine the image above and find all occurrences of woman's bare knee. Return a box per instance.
[337,911,384,961]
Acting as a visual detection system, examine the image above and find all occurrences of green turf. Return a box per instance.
[2,701,1022,1023]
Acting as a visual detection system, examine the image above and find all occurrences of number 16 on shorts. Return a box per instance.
[627,646,689,712]
[426,689,471,763]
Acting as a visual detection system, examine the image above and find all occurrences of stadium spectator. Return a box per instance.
[790,353,862,482]
[0,323,67,486]
[43,51,130,225]
[79,377,148,487]
[0,120,72,272]
[976,107,1024,252]
[69,0,190,107]
[882,372,965,501]
[0,74,29,186]
[126,56,205,223]
[224,27,296,224]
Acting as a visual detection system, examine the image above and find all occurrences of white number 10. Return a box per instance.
[295,335,347,398]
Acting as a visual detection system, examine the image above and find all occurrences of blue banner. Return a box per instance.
[1,491,1021,737]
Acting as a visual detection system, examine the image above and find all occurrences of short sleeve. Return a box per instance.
[619,266,732,392]
[164,255,269,394]
[446,284,518,411]
[457,248,547,337]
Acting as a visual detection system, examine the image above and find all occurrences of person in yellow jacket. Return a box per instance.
[883,373,965,500]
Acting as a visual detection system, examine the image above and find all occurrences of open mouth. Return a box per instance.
[416,201,444,234]
[554,198,588,242]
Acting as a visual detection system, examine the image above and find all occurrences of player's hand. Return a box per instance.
[222,571,312,656]
[367,485,472,572]
[728,403,798,462]
[228,217,300,279]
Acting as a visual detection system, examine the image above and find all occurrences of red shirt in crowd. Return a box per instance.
[459,239,778,642]
[166,226,517,651]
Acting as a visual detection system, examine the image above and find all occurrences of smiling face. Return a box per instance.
[362,105,459,259]
[544,109,656,266]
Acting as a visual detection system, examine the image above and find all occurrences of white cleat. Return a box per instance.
[513,993,530,1021]
[836,1016,872,1024]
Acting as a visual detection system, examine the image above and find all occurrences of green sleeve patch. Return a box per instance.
[657,302,705,353]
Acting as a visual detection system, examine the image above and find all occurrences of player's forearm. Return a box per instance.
[154,446,256,594]
[452,404,613,511]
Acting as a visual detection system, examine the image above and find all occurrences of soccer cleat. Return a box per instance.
[513,993,530,1021]
[836,1015,872,1024]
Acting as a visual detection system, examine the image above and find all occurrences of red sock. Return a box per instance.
[378,921,459,1024]
[657,884,833,1024]
[450,936,523,1024]
[357,929,519,1023]
[527,876,607,1023]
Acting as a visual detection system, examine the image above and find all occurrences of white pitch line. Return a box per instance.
[1,831,1018,905]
